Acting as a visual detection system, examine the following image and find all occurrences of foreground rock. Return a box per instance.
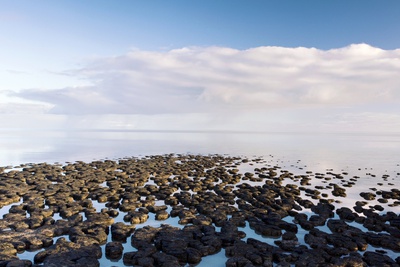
[34,237,101,266]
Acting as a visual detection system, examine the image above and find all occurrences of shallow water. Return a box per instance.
[1,130,399,172]
[1,130,400,266]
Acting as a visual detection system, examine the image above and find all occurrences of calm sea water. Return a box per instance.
[1,129,399,173]
[1,130,399,266]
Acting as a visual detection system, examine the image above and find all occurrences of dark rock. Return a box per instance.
[69,223,108,245]
[137,256,155,267]
[33,238,101,266]
[5,260,32,267]
[192,215,213,226]
[131,226,159,249]
[186,247,202,264]
[201,235,222,255]
[225,256,253,267]
[331,184,347,197]
[326,234,358,252]
[330,255,365,267]
[336,207,357,221]
[152,252,180,267]
[360,192,376,200]
[123,246,157,266]
[177,208,196,225]
[327,219,349,233]
[148,205,168,213]
[111,222,135,242]
[248,218,281,238]
[219,222,246,246]
[105,242,123,259]
[157,237,188,262]
[282,231,297,241]
[0,255,19,267]
[304,233,327,248]
[293,250,328,267]
[363,251,398,267]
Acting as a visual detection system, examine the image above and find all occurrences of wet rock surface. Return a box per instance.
[0,154,399,266]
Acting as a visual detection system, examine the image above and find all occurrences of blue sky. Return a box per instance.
[3,1,400,52]
[1,1,400,132]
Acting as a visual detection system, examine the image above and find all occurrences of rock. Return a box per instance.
[105,242,123,259]
[34,238,101,266]
[226,256,253,267]
[111,222,135,242]
[154,225,194,262]
[186,247,202,264]
[157,237,188,262]
[0,243,17,256]
[137,256,155,267]
[152,252,180,266]
[192,215,213,226]
[360,192,376,200]
[332,184,347,197]
[129,211,149,224]
[85,212,114,226]
[106,209,119,218]
[326,234,358,252]
[148,205,168,213]
[155,210,170,221]
[336,207,357,221]
[0,255,19,267]
[219,221,246,246]
[378,198,388,203]
[131,226,160,249]
[123,246,157,266]
[225,240,265,265]
[69,223,108,245]
[363,251,398,267]
[177,208,196,225]
[327,219,349,233]
[294,250,329,266]
[5,260,32,267]
[23,236,43,250]
[305,233,327,248]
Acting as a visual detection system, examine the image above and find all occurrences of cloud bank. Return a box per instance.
[13,43,400,115]
[3,44,399,133]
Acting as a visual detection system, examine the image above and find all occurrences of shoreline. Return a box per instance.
[1,154,399,266]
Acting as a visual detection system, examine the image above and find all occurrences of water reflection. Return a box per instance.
[1,130,400,173]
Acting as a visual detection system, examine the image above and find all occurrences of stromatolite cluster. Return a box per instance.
[0,154,399,266]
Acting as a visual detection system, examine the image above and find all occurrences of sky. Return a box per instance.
[1,0,400,133]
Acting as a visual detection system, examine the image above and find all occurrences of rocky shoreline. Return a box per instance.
[0,154,399,266]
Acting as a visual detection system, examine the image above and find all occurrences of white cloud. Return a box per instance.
[11,43,400,115]
[3,43,400,132]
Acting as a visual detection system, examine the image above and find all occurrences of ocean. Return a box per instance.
[2,130,399,171]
